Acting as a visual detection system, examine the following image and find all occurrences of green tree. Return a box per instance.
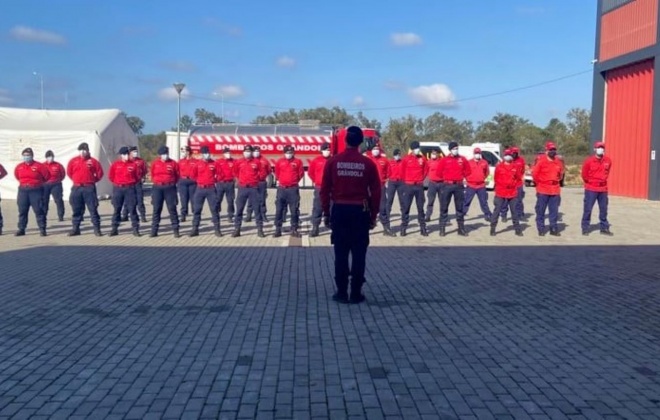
[381,115,420,152]
[416,112,474,143]
[171,115,193,132]
[138,131,167,163]
[351,111,382,131]
[124,114,145,135]
[564,107,591,155]
[194,108,224,124]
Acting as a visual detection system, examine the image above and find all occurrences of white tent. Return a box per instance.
[0,107,138,200]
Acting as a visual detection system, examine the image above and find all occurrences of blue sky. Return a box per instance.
[0,0,597,133]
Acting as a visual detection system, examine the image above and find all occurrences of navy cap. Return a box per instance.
[129,146,138,152]
[320,143,330,151]
[345,126,364,147]
[78,142,89,151]
[243,145,253,152]
[448,141,459,150]
[410,140,420,149]
[393,148,401,156]
[119,146,130,155]
[22,147,34,156]
[157,145,168,155]
[200,146,210,154]
[45,150,54,158]
[284,145,295,152]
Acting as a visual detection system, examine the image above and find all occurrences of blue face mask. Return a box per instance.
[23,156,32,163]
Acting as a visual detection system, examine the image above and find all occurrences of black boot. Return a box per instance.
[538,229,546,236]
[245,214,252,223]
[120,215,128,222]
[310,225,320,237]
[400,227,407,237]
[383,226,396,237]
[231,227,241,237]
[94,227,103,237]
[458,224,468,236]
[0,227,3,235]
[141,215,148,223]
[40,228,47,237]
[600,228,613,236]
[189,227,199,237]
[150,227,158,238]
[549,229,561,237]
[109,226,118,237]
[515,227,523,237]
[173,228,181,238]
[15,230,25,237]
[273,227,282,238]
[424,215,431,222]
[180,215,187,223]
[438,226,446,237]
[349,280,366,304]
[420,225,429,237]
[215,225,223,237]
[67,228,81,237]
[132,228,141,237]
[490,225,496,236]
[290,228,300,238]
[257,227,266,238]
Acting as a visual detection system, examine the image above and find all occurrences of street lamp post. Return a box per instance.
[173,82,186,158]
[213,92,225,124]
[33,71,43,109]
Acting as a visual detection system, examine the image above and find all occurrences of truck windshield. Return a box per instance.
[363,137,376,150]
[420,146,444,160]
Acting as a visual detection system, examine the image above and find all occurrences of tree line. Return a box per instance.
[127,106,592,163]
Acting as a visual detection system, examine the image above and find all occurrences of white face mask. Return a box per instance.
[160,154,168,161]
[22,155,33,162]
[253,151,260,158]
[394,155,401,161]
[431,154,438,160]
[322,150,330,158]
[79,150,88,158]
[243,151,252,159]
[474,153,481,160]
[224,153,231,159]
[202,153,210,160]
[504,155,513,162]
[372,150,380,157]
[46,157,54,163]
[121,154,129,161]
[596,147,604,156]
[413,148,421,155]
[131,151,138,158]
[285,153,294,160]
[450,149,459,156]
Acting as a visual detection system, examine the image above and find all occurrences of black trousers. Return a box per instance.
[235,187,262,228]
[122,182,146,219]
[440,183,465,226]
[192,186,219,228]
[247,180,268,219]
[112,186,138,228]
[17,186,46,231]
[215,181,235,219]
[311,187,323,228]
[178,178,197,217]
[70,185,101,229]
[491,196,520,228]
[400,184,426,228]
[330,204,370,295]
[151,185,179,230]
[43,182,65,220]
[386,180,404,216]
[425,181,443,217]
[275,187,300,228]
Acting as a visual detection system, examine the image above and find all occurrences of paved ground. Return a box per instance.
[1,187,660,419]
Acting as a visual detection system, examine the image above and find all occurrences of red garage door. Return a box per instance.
[604,59,654,199]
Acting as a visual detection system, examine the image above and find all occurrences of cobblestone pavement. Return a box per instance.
[1,187,659,419]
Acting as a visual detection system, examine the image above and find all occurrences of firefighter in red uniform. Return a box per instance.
[400,141,429,236]
[321,126,381,304]
[122,146,148,223]
[308,143,331,237]
[246,146,272,223]
[42,150,66,222]
[581,141,613,236]
[490,149,523,236]
[109,146,141,237]
[369,145,395,236]
[436,142,471,236]
[150,146,181,238]
[274,146,304,237]
[424,149,444,222]
[233,145,265,238]
[177,146,197,222]
[190,146,221,237]
[501,146,526,221]
[14,148,50,236]
[386,149,404,221]
[67,142,104,236]
[462,147,492,221]
[214,147,236,223]
[532,141,564,236]
[0,161,7,235]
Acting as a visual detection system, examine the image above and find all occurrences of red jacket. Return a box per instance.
[43,161,66,184]
[437,155,471,183]
[513,156,526,187]
[494,162,522,199]
[109,160,139,185]
[151,159,180,184]
[132,157,148,180]
[14,161,50,187]
[191,159,218,186]
[178,157,197,179]
[532,156,563,195]
[257,156,272,182]
[388,159,403,181]
[320,148,381,223]
[582,155,612,192]
[215,158,236,182]
[401,154,428,184]
[67,156,104,185]
[369,155,389,185]
[427,158,443,182]
[275,157,304,187]
[466,158,489,188]
[308,155,329,186]
[234,158,261,186]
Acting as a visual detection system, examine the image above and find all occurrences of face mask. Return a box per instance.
[79,151,88,158]
[202,153,210,160]
[596,147,604,156]
[413,148,421,155]
[160,154,168,161]
[322,150,330,158]
[372,150,380,157]
[431,154,438,160]
[548,150,557,158]
[121,154,129,161]
[131,151,138,158]
[224,153,231,159]
[253,151,261,158]
[394,155,401,161]
[450,149,459,156]
[243,151,252,159]
[46,157,54,163]
[474,153,481,160]
[504,155,513,162]
[22,156,32,163]
[285,153,294,160]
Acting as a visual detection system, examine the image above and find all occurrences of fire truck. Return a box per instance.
[183,123,382,186]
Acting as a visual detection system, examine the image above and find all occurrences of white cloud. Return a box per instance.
[157,86,191,101]
[160,60,197,72]
[9,25,66,45]
[390,32,422,47]
[0,88,14,105]
[276,55,296,68]
[352,96,365,106]
[408,84,457,108]
[214,85,245,98]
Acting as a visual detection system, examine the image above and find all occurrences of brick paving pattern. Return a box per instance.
[1,187,660,419]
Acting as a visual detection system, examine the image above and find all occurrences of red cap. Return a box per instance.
[511,146,520,153]
[545,141,557,150]
[594,141,605,148]
[473,147,481,153]
[504,148,513,156]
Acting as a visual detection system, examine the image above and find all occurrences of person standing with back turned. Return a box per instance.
[321,126,381,304]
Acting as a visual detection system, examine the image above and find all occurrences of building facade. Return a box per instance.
[591,0,660,199]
